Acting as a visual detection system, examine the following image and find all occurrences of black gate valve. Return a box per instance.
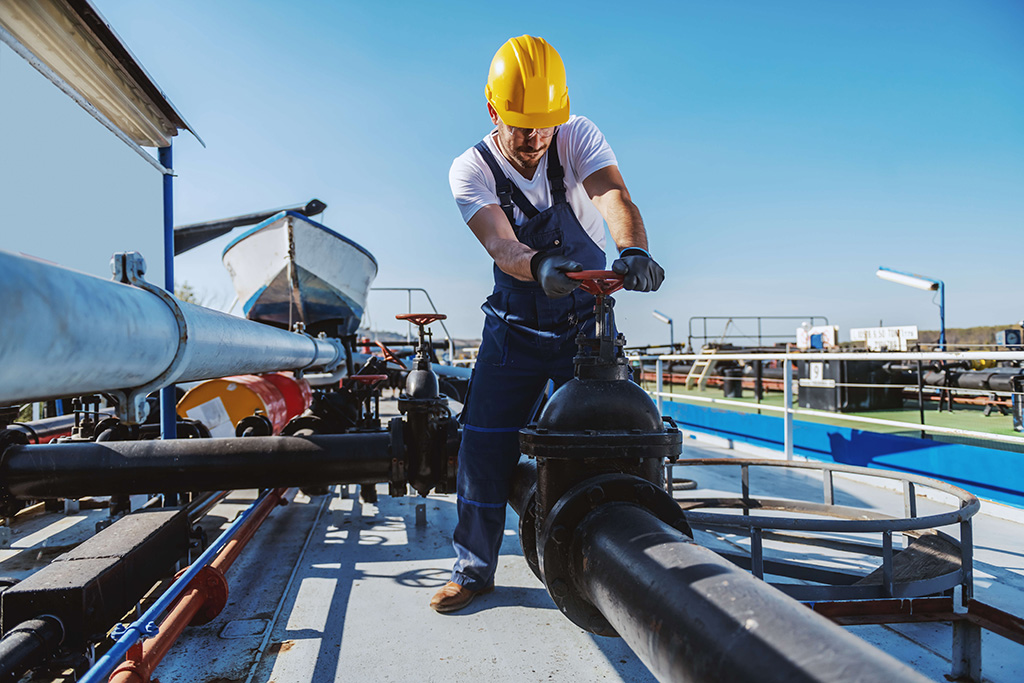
[566,271,628,379]
[516,271,686,631]
[519,269,683,575]
[394,314,456,497]
[396,313,446,400]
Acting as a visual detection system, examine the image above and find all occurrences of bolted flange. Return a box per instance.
[510,464,542,581]
[537,473,691,636]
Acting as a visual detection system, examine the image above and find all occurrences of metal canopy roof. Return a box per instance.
[0,0,201,149]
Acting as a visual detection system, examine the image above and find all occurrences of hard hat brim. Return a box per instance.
[492,102,570,130]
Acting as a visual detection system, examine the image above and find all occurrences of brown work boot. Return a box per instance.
[429,581,493,613]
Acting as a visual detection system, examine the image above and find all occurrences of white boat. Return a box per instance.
[222,211,377,336]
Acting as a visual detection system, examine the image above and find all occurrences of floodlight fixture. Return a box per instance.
[875,267,939,292]
[652,310,674,348]
[876,267,945,350]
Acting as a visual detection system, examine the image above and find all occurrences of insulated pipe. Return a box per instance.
[108,488,289,683]
[573,504,931,683]
[1,433,394,500]
[0,250,344,407]
[0,616,64,683]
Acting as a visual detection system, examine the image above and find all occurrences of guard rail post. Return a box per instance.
[784,358,794,460]
[655,357,664,414]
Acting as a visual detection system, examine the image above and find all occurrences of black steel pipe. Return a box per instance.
[0,616,64,683]
[572,503,929,683]
[6,415,78,443]
[1,433,394,500]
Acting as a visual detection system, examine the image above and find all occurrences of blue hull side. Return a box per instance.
[664,401,1024,508]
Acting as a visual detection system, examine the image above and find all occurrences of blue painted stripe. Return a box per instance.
[242,284,269,315]
[662,401,1024,508]
[463,424,521,433]
[458,495,506,509]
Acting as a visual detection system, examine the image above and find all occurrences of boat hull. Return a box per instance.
[222,211,377,335]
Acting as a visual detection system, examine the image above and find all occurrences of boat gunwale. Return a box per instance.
[221,210,379,271]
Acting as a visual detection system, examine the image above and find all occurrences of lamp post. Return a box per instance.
[876,267,945,350]
[652,310,674,349]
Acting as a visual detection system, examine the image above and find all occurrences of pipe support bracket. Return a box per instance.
[107,253,189,425]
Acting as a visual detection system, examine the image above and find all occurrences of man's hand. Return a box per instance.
[611,248,664,292]
[531,252,583,298]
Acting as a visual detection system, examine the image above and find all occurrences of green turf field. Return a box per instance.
[639,379,1024,451]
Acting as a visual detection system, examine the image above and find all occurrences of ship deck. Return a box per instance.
[165,435,1024,682]
[5,406,1024,682]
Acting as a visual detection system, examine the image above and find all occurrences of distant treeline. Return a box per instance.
[917,324,1018,347]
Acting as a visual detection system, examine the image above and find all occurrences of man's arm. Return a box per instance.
[583,165,664,292]
[582,165,647,252]
[466,204,535,281]
[467,204,584,297]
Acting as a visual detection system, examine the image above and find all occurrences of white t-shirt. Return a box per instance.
[449,115,618,250]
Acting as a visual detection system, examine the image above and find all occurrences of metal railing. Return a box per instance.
[630,350,1024,458]
[369,287,455,361]
[674,457,979,600]
[687,315,830,350]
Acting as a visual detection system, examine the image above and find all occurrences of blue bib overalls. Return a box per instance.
[451,134,606,589]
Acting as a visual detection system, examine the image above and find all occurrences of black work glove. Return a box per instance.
[611,247,664,292]
[530,252,583,299]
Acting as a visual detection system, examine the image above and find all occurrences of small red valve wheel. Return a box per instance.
[566,270,625,296]
[375,341,404,367]
[350,374,388,385]
[395,313,447,326]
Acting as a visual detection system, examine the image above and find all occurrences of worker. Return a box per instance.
[432,35,664,613]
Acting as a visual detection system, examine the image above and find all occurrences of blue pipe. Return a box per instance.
[78,489,274,683]
[158,145,176,441]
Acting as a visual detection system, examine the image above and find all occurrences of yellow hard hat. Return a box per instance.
[485,35,570,129]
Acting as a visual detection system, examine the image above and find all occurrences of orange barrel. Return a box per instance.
[261,372,313,420]
[176,373,311,437]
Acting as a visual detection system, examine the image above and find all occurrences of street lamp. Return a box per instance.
[876,266,945,350]
[652,310,674,349]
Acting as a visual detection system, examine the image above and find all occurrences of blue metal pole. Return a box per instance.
[939,281,946,352]
[158,144,176,439]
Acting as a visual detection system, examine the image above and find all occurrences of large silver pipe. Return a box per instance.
[0,250,343,418]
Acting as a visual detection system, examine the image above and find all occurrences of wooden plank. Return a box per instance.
[855,531,961,586]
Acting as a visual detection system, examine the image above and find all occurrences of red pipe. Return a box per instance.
[108,488,290,683]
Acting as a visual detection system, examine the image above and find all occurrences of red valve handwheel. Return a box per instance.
[350,374,388,385]
[375,341,404,367]
[566,270,625,296]
[395,313,447,327]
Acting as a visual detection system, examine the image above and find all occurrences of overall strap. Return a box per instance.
[474,141,539,227]
[546,132,567,205]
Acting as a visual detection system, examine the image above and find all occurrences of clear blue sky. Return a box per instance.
[92,0,1024,345]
